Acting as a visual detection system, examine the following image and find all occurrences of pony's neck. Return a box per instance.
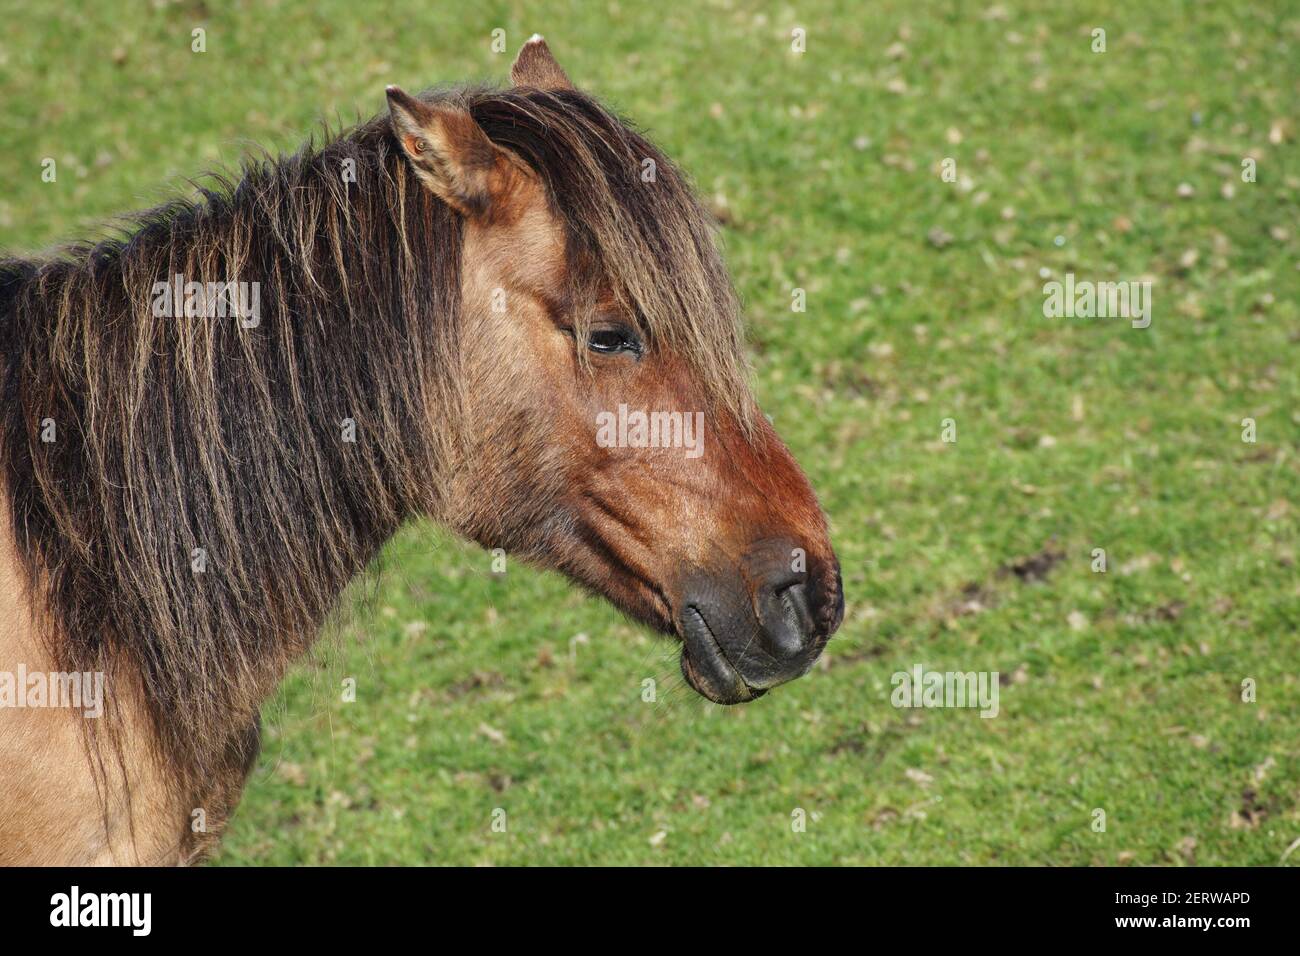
[0,116,463,789]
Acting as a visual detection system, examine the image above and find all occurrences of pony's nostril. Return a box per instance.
[779,581,812,633]
[763,581,811,660]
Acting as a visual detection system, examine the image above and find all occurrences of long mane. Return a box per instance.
[0,84,748,840]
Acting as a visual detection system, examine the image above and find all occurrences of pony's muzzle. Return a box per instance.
[677,539,843,704]
[744,536,841,662]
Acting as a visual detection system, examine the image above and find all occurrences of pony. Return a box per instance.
[0,37,843,864]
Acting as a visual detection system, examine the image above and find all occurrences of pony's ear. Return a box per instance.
[385,85,508,218]
[510,35,573,91]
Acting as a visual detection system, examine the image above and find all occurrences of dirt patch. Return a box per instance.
[446,670,507,698]
[948,581,997,616]
[998,543,1066,583]
[1229,788,1270,830]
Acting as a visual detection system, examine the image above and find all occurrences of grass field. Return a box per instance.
[1,0,1297,865]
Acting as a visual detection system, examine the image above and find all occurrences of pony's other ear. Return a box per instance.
[386,85,505,218]
[510,35,573,91]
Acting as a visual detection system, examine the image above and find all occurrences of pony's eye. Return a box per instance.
[587,327,641,356]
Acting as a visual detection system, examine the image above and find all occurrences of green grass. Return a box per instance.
[1,0,1297,865]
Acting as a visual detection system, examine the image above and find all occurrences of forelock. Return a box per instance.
[462,87,754,427]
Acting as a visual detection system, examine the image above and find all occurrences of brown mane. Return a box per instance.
[0,84,749,851]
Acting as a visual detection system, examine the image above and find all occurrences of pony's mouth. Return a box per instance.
[678,606,766,704]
